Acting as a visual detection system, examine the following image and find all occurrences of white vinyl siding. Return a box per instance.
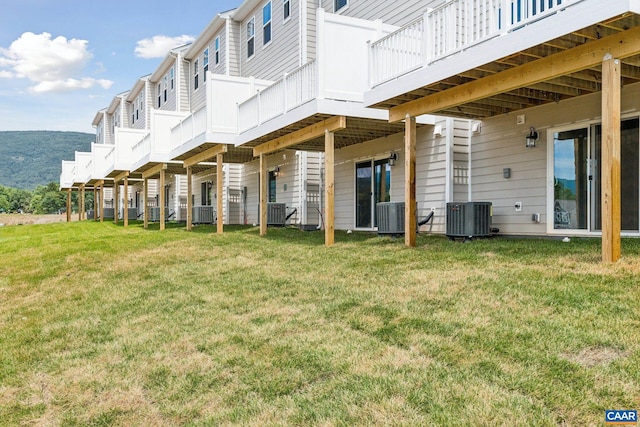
[320,0,441,26]
[228,20,241,76]
[129,91,146,130]
[241,0,299,80]
[333,124,462,232]
[190,30,227,111]
[468,83,640,236]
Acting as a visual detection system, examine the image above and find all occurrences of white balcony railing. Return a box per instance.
[370,0,578,87]
[238,60,317,133]
[169,107,207,152]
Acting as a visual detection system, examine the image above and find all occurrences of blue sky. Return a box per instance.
[0,0,239,134]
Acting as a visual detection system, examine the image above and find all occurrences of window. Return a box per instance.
[214,37,220,65]
[263,2,272,45]
[163,75,168,102]
[334,0,347,12]
[203,48,209,82]
[247,17,255,58]
[201,182,211,205]
[157,84,161,108]
[283,0,290,20]
[194,58,199,90]
[268,171,277,202]
[170,67,174,90]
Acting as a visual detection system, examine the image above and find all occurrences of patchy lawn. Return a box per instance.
[0,221,638,425]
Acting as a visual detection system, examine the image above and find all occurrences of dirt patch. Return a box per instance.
[560,347,630,368]
[0,214,75,227]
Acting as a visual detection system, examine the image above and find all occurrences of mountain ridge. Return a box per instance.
[0,130,94,189]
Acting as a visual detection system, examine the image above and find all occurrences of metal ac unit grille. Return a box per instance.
[267,202,286,226]
[376,202,405,234]
[103,208,114,220]
[446,202,492,238]
[193,206,214,224]
[126,208,138,220]
[149,207,170,222]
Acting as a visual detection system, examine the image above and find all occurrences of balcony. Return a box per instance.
[238,60,317,133]
[120,110,188,173]
[369,0,581,88]
[90,143,115,183]
[168,74,271,161]
[60,160,76,189]
[73,152,93,186]
[235,9,396,146]
[365,0,640,118]
[106,127,146,178]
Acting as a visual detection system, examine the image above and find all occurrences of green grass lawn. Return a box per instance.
[0,221,638,426]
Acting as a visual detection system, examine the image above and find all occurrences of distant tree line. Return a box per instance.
[0,183,93,214]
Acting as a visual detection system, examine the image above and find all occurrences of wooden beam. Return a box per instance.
[100,185,104,223]
[325,130,335,247]
[113,182,119,224]
[93,187,98,221]
[389,26,640,122]
[216,153,224,234]
[260,153,267,237]
[601,54,621,263]
[143,178,149,229]
[159,169,166,231]
[123,177,129,227]
[66,189,71,222]
[79,185,85,221]
[186,167,192,231]
[142,162,167,180]
[405,115,417,247]
[113,170,129,183]
[183,144,228,168]
[253,116,347,156]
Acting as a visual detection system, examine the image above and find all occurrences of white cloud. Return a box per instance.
[0,70,14,78]
[29,78,113,94]
[0,32,113,93]
[134,35,194,59]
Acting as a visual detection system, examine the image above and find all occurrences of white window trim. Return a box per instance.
[214,36,220,66]
[283,0,291,23]
[247,16,256,59]
[334,0,349,14]
[263,1,272,48]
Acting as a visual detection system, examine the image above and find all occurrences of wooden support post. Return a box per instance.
[260,153,267,236]
[79,185,85,221]
[100,185,104,223]
[325,129,335,246]
[93,188,98,221]
[186,167,192,231]
[66,189,72,222]
[114,181,119,224]
[143,178,149,229]
[601,54,621,262]
[217,153,224,234]
[159,169,166,231]
[405,115,417,247]
[123,177,129,227]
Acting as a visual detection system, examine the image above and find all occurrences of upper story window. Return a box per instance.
[163,75,168,102]
[157,84,162,108]
[203,48,209,82]
[170,66,174,90]
[247,17,255,58]
[263,2,272,45]
[283,0,290,20]
[214,37,220,66]
[335,0,347,12]
[194,58,199,90]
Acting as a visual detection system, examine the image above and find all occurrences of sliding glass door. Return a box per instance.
[552,118,639,233]
[355,159,391,228]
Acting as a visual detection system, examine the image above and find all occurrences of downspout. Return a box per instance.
[445,117,454,203]
[225,17,231,76]
[169,51,180,111]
